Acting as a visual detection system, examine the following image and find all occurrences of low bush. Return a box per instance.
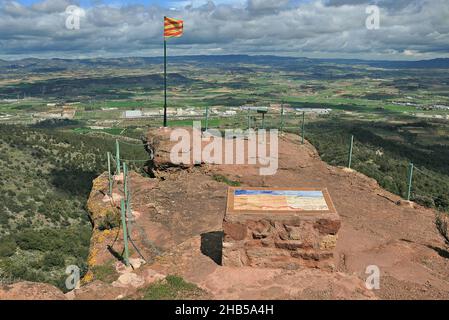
[0,238,17,257]
[98,210,120,231]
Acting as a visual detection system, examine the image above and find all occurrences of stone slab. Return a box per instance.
[222,187,340,270]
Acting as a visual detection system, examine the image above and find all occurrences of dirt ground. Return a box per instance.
[3,130,448,300]
[96,130,449,300]
[211,133,449,299]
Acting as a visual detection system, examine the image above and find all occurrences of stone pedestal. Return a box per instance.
[222,188,340,270]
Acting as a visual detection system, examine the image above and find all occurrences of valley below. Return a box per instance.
[1,55,449,299]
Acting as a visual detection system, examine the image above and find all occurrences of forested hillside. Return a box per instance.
[304,117,449,212]
[0,123,149,290]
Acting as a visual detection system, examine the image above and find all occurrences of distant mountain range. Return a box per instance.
[317,57,449,69]
[1,55,449,72]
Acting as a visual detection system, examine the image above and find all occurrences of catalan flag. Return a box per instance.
[162,16,184,127]
[164,16,184,38]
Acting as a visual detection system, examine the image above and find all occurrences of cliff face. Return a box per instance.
[3,129,449,300]
[84,173,119,278]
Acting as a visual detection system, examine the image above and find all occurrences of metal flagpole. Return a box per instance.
[163,16,183,127]
[163,36,168,127]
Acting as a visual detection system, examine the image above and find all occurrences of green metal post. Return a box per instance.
[120,199,130,266]
[123,162,132,235]
[280,104,284,132]
[262,113,265,130]
[301,111,305,145]
[107,152,112,196]
[115,140,121,175]
[123,162,128,204]
[348,135,354,169]
[205,106,209,132]
[407,162,414,201]
[126,177,132,217]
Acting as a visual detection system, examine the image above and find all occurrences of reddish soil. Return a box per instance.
[0,282,67,300]
[122,130,449,299]
[3,130,449,300]
[212,133,449,299]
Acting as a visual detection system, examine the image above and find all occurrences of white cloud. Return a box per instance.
[247,0,290,12]
[0,0,448,60]
[32,0,73,13]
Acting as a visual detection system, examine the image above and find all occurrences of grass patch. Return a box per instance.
[91,261,118,284]
[165,119,222,128]
[212,174,241,187]
[141,275,205,300]
[97,211,120,231]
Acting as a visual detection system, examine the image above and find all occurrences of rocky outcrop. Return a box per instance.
[7,128,443,301]
[147,127,195,170]
[0,281,67,300]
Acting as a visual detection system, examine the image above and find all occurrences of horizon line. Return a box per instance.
[1,53,448,63]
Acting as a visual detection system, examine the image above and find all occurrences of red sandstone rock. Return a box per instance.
[223,222,248,241]
[222,188,341,270]
[0,282,66,300]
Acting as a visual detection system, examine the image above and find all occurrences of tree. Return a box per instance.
[0,239,16,257]
[42,252,65,268]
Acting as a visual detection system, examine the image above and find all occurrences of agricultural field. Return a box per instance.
[1,55,449,288]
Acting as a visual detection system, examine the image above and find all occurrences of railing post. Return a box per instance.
[407,162,414,201]
[348,135,354,169]
[123,161,134,236]
[280,104,284,132]
[301,111,305,145]
[123,162,128,203]
[107,152,112,196]
[262,113,265,130]
[247,109,251,130]
[126,163,133,235]
[115,139,121,175]
[120,199,130,266]
[204,105,209,132]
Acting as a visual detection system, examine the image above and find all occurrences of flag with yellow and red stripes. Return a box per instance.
[164,17,184,38]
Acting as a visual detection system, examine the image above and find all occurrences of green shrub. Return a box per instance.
[0,239,17,257]
[0,213,9,226]
[212,174,241,187]
[435,195,449,211]
[42,252,65,268]
[414,195,435,209]
[98,210,120,231]
[141,275,204,300]
[91,262,118,283]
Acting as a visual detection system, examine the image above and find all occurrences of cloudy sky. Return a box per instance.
[0,0,448,60]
